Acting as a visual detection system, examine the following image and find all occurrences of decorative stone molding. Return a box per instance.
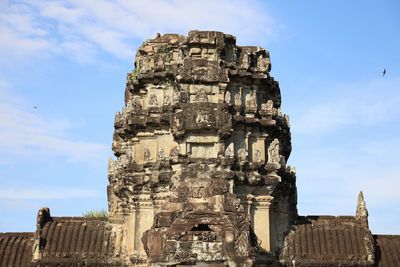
[108,31,296,266]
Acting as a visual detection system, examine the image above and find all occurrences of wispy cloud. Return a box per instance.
[292,77,400,135]
[297,147,400,233]
[0,0,279,62]
[0,79,108,164]
[0,187,99,200]
[0,1,53,59]
[288,76,400,233]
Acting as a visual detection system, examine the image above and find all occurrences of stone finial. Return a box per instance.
[36,207,51,231]
[33,207,51,261]
[356,191,369,226]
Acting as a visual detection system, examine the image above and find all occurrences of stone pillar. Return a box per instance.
[123,195,154,262]
[252,196,273,252]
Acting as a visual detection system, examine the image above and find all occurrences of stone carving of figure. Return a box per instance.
[108,158,117,175]
[260,100,273,121]
[173,88,180,102]
[284,114,290,127]
[225,146,234,157]
[134,97,142,111]
[192,186,203,198]
[158,148,166,159]
[267,139,280,165]
[265,100,273,114]
[275,108,283,117]
[120,154,130,167]
[255,149,262,163]
[144,148,151,161]
[287,166,296,175]
[169,146,179,157]
[257,54,269,72]
[224,91,231,104]
[163,95,171,106]
[107,184,124,216]
[237,148,247,161]
[149,94,158,106]
[236,230,250,257]
[196,88,208,102]
[195,110,211,125]
[127,97,142,114]
[245,90,256,108]
[241,53,250,69]
[266,138,281,177]
[234,93,241,106]
[280,155,286,168]
[175,117,181,128]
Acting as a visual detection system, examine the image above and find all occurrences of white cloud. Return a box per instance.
[0,187,99,200]
[288,77,400,233]
[0,0,279,62]
[0,79,108,164]
[0,1,53,58]
[292,77,400,135]
[293,130,400,233]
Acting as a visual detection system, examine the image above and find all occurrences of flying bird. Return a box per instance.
[33,106,37,109]
[382,68,386,76]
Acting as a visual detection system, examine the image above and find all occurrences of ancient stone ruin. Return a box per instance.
[108,30,296,266]
[0,31,399,267]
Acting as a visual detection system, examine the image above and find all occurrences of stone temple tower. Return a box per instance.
[1,30,397,267]
[107,31,297,266]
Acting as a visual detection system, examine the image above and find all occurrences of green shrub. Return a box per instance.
[82,209,108,218]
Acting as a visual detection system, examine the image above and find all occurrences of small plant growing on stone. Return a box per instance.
[157,45,171,53]
[129,68,140,81]
[82,209,108,218]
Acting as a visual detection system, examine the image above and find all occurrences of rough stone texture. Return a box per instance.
[108,30,296,266]
[0,31,399,267]
[31,208,125,267]
[280,216,375,266]
[0,232,34,267]
[373,235,400,267]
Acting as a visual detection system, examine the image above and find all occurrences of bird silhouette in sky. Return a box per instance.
[382,68,386,76]
[33,106,37,109]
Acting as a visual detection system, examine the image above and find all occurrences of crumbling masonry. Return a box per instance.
[108,30,296,266]
[0,31,399,267]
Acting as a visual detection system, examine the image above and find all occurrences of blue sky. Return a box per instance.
[0,0,399,234]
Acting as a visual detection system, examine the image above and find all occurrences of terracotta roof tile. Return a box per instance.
[0,232,34,267]
[374,235,400,267]
[38,217,123,266]
[280,216,375,266]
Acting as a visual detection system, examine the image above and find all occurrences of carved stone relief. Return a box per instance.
[234,92,242,106]
[110,31,296,266]
[224,90,231,104]
[149,94,158,106]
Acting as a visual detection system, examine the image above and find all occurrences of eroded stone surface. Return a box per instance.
[108,30,297,265]
[1,30,393,267]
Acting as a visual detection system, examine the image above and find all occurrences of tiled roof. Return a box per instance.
[0,232,34,267]
[37,217,123,266]
[280,216,375,267]
[374,235,400,267]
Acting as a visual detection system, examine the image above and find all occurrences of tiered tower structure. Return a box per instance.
[108,31,297,265]
[0,30,398,267]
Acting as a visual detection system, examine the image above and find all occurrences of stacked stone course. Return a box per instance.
[1,31,396,267]
[108,30,297,266]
